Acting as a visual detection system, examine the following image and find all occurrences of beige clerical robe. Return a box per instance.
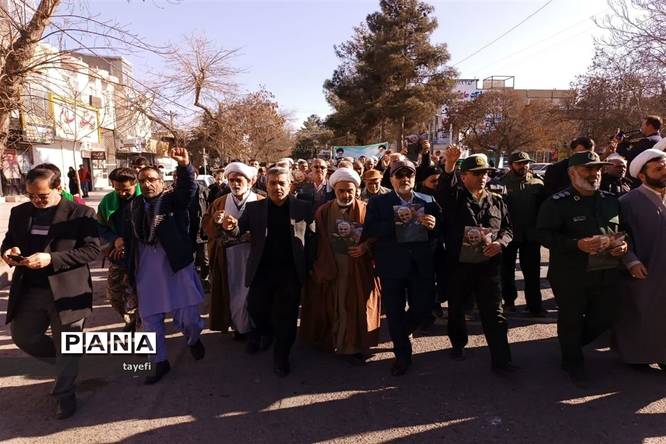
[203,192,265,332]
[300,199,381,354]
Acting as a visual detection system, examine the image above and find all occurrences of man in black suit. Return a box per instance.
[363,160,442,376]
[222,166,315,377]
[619,115,662,166]
[543,136,596,197]
[2,166,101,419]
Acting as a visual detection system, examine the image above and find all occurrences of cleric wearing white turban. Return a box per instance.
[224,161,258,181]
[204,161,262,337]
[615,147,666,368]
[629,148,666,178]
[329,168,361,188]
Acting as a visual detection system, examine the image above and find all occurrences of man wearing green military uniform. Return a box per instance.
[436,146,514,374]
[537,151,629,385]
[496,152,546,316]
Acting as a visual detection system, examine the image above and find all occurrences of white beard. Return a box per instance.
[336,198,353,208]
[572,172,600,192]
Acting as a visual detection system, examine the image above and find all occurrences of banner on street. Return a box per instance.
[332,142,390,159]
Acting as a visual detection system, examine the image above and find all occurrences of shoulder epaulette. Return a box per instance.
[552,190,571,200]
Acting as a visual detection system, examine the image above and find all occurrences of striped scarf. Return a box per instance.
[131,192,166,245]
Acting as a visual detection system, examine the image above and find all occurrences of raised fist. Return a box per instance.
[170,147,190,166]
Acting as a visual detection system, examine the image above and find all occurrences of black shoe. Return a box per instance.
[55,393,77,420]
[390,358,411,376]
[345,353,367,366]
[273,362,291,377]
[232,332,247,342]
[260,335,274,351]
[502,303,517,314]
[492,363,519,376]
[144,360,170,385]
[122,317,137,333]
[563,366,589,388]
[189,340,205,360]
[449,347,466,361]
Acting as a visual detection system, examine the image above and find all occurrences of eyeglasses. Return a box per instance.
[26,192,52,202]
[394,171,414,179]
[139,177,161,184]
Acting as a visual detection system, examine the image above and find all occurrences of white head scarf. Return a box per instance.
[224,162,258,180]
[329,168,361,188]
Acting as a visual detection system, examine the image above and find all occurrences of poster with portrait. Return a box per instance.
[459,226,493,263]
[587,231,626,271]
[393,204,428,243]
[330,219,364,255]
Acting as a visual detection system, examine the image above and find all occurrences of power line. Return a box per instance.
[452,0,555,67]
[472,13,602,73]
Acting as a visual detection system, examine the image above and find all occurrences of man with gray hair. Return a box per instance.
[299,158,330,211]
[537,151,629,386]
[600,154,632,197]
[222,166,315,377]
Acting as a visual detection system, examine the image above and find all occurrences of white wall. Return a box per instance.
[32,143,83,191]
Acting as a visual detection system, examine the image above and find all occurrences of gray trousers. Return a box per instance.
[10,287,84,399]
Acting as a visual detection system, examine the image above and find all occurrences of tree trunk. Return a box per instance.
[397,115,405,153]
[0,0,63,195]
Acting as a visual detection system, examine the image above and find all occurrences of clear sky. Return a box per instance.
[91,0,610,127]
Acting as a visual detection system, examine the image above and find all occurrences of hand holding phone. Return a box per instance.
[3,247,23,266]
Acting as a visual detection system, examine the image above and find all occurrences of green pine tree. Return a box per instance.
[324,0,456,147]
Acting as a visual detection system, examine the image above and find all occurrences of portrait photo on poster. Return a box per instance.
[393,204,427,243]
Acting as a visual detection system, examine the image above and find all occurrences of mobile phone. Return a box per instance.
[8,254,25,262]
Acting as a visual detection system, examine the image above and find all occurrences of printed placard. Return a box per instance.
[331,219,363,255]
[587,231,626,271]
[393,204,428,243]
[459,226,493,263]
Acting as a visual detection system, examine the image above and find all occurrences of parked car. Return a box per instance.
[530,163,550,174]
[164,175,214,189]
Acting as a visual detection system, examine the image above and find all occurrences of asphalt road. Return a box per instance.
[0,195,664,443]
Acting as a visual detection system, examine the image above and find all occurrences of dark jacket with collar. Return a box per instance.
[125,164,198,285]
[543,158,571,197]
[620,133,661,165]
[600,173,633,197]
[1,198,101,324]
[363,190,442,279]
[536,187,620,280]
[435,171,513,267]
[497,170,545,243]
[188,182,209,245]
[231,196,316,287]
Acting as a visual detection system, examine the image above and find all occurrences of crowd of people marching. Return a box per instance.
[2,115,665,419]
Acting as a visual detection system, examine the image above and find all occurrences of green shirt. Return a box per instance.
[536,187,620,278]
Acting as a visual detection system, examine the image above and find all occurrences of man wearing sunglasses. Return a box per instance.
[363,159,442,376]
[298,158,331,211]
[1,166,101,419]
[436,145,514,375]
